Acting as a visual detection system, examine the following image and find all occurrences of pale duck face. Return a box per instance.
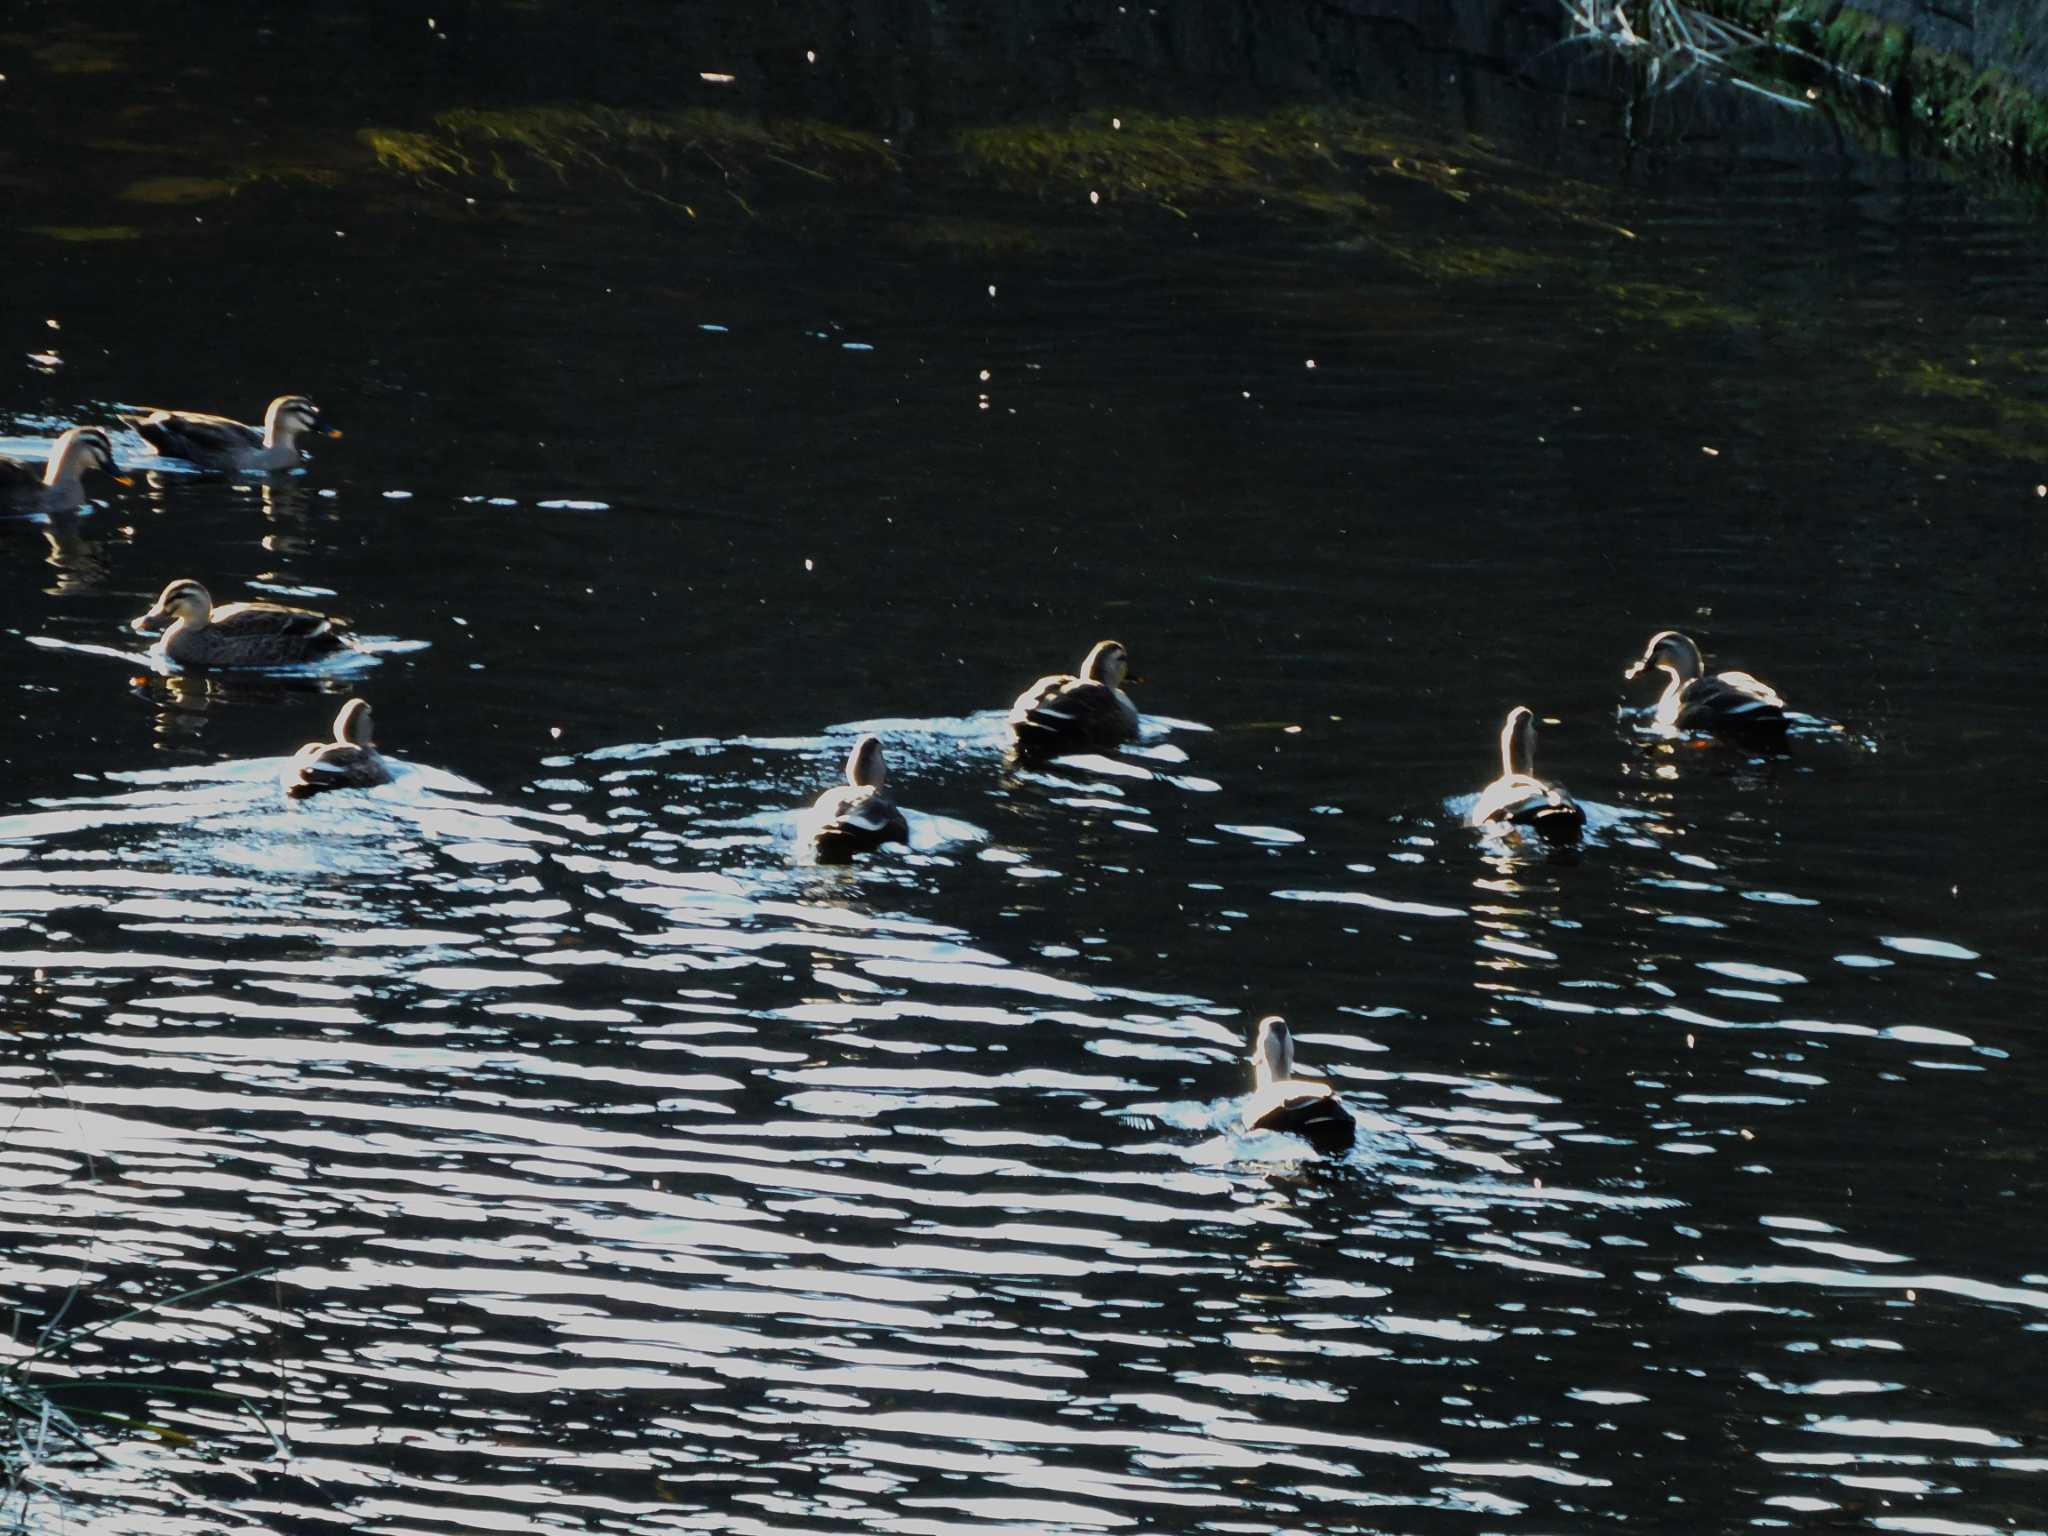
[1081,640,1129,690]
[132,579,214,635]
[1625,629,1702,685]
[265,395,331,446]
[45,427,127,489]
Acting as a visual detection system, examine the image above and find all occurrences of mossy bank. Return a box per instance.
[1700,0,2048,162]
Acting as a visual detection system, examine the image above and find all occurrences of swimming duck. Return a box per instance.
[1241,1016,1355,1155]
[0,427,130,512]
[1624,630,1787,746]
[122,394,338,472]
[1472,706,1584,842]
[1007,640,1139,756]
[805,734,910,861]
[131,578,348,668]
[283,699,391,799]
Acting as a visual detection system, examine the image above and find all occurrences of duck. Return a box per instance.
[0,427,130,512]
[131,578,349,668]
[1624,630,1788,746]
[804,734,910,861]
[121,394,338,472]
[283,699,391,799]
[1472,706,1584,842]
[1240,1016,1355,1155]
[1007,640,1139,756]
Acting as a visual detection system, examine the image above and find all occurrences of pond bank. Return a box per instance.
[1698,0,2048,161]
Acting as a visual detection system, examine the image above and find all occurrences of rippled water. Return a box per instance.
[3,4,2046,1533]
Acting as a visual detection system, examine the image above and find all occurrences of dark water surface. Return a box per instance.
[3,4,2045,1533]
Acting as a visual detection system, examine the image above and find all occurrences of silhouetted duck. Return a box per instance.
[1472,706,1584,842]
[123,394,337,472]
[1007,640,1139,756]
[0,427,129,512]
[132,579,347,668]
[1625,630,1788,746]
[284,700,391,799]
[1240,1016,1355,1155]
[805,734,910,861]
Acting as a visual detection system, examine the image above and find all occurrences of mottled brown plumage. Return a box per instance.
[0,428,129,512]
[1625,630,1788,746]
[132,579,346,668]
[284,700,391,800]
[806,735,910,861]
[1007,640,1139,756]
[1473,706,1583,842]
[123,394,337,471]
[1241,1017,1355,1155]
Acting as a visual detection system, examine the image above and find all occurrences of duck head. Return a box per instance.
[132,578,215,635]
[1625,630,1703,685]
[333,698,375,746]
[1080,639,1131,689]
[265,395,339,448]
[1251,1015,1295,1089]
[46,427,130,490]
[845,733,890,789]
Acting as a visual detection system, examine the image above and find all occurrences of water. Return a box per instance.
[3,4,2046,1532]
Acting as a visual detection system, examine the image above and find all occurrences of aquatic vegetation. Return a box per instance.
[892,217,1051,258]
[951,106,1486,219]
[1601,280,1758,331]
[24,225,142,243]
[119,165,343,207]
[361,106,897,212]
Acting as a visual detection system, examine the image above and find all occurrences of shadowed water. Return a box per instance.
[3,4,2046,1534]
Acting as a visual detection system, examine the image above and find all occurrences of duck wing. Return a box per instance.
[285,744,389,799]
[125,409,263,461]
[1008,675,1136,752]
[208,601,339,642]
[1475,774,1584,841]
[1679,672,1788,740]
[808,785,908,859]
[1243,1081,1356,1154]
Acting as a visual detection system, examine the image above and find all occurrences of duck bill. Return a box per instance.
[1622,659,1647,681]
[131,610,170,634]
[322,427,343,440]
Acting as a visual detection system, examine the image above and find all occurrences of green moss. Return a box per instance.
[25,225,142,242]
[1387,241,1554,282]
[358,128,476,180]
[359,106,895,215]
[119,176,235,205]
[1600,281,1758,330]
[1820,12,1911,89]
[32,38,124,75]
[952,107,1473,217]
[1863,420,2033,464]
[893,218,1049,257]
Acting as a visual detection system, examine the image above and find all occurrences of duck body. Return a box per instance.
[284,699,391,799]
[132,578,346,668]
[1008,639,1139,757]
[1626,631,1787,747]
[0,428,128,513]
[122,394,335,472]
[1240,1016,1355,1155]
[805,735,910,861]
[1473,706,1584,842]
